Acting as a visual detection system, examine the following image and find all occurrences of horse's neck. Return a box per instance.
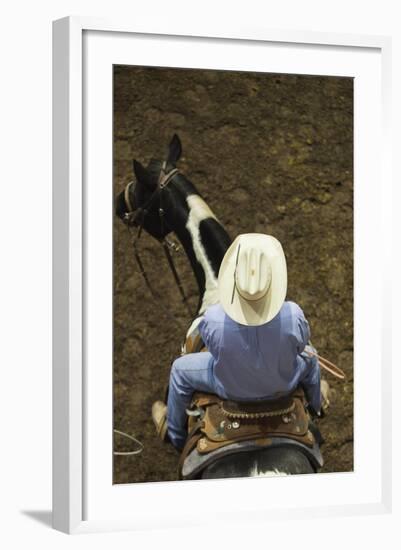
[168,177,231,316]
[183,195,220,312]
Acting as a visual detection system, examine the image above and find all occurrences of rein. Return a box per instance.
[123,163,195,324]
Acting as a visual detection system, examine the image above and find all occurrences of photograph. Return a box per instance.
[112,65,354,484]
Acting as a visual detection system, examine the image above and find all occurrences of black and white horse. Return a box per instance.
[116,135,320,478]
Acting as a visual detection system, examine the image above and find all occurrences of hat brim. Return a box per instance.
[218,234,287,326]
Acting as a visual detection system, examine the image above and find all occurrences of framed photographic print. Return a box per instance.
[52,16,392,533]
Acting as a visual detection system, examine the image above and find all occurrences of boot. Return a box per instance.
[151,401,168,442]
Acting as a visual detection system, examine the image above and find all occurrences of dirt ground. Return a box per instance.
[113,66,353,484]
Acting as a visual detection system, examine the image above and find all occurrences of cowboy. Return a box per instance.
[152,233,322,451]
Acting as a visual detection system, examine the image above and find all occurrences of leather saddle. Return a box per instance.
[178,387,323,479]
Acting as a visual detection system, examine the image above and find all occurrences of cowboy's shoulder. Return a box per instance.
[204,303,226,324]
[280,301,306,321]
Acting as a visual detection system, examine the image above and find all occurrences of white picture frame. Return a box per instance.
[52,16,392,534]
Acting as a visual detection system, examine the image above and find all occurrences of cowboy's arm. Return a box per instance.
[183,304,223,354]
[197,304,223,358]
[294,307,322,415]
[299,347,322,415]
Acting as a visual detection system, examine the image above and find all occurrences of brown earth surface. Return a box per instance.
[113,66,353,484]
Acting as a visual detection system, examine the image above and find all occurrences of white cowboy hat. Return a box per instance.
[218,233,287,326]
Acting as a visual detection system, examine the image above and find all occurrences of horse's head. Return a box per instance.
[115,134,182,239]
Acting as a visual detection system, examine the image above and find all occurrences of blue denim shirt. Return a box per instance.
[198,302,321,413]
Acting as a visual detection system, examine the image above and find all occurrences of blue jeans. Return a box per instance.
[166,349,321,449]
[167,352,228,450]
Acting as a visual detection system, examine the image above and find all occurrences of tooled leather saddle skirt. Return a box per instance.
[178,387,323,479]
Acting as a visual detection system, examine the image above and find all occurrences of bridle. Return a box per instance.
[122,161,194,322]
[123,161,178,228]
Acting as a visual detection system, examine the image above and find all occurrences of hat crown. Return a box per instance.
[217,233,287,326]
[236,246,272,301]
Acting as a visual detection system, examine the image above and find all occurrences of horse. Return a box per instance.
[115,134,323,479]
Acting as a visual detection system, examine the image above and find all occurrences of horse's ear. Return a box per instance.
[167,134,182,165]
[133,159,152,186]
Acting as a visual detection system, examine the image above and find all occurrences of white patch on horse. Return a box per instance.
[185,194,220,314]
[249,465,288,477]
